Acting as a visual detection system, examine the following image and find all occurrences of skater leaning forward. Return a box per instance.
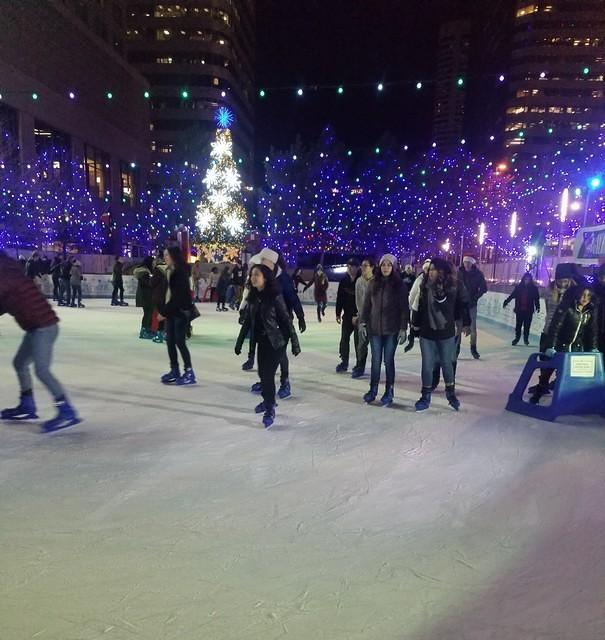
[235,263,301,429]
[0,252,80,432]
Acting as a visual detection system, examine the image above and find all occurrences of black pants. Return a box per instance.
[339,314,359,365]
[356,325,369,370]
[71,284,82,305]
[112,280,124,304]
[141,305,153,330]
[279,352,289,385]
[166,315,192,370]
[515,311,533,342]
[59,278,71,305]
[258,335,286,409]
[52,277,60,300]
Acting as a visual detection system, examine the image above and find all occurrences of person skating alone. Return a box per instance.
[58,256,72,307]
[50,255,62,301]
[503,272,540,346]
[70,258,85,308]
[358,254,409,406]
[351,257,375,378]
[235,264,301,428]
[216,265,231,311]
[111,256,126,306]
[413,258,470,412]
[292,267,309,294]
[310,264,329,322]
[335,258,360,373]
[191,259,203,302]
[0,252,80,432]
[459,256,487,359]
[157,246,196,385]
[207,266,220,304]
[134,256,155,339]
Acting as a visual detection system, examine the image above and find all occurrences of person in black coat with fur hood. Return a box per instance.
[503,272,540,346]
[236,264,301,429]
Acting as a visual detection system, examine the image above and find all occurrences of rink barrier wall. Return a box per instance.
[39,275,542,338]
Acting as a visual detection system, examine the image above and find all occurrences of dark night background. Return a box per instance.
[254,0,471,155]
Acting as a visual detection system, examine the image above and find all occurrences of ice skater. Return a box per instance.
[459,256,487,359]
[0,252,80,432]
[310,264,329,322]
[239,254,261,371]
[351,257,375,378]
[335,258,360,373]
[70,258,85,308]
[358,254,409,406]
[503,272,540,346]
[235,264,301,428]
[412,258,470,412]
[111,256,126,306]
[157,246,197,385]
[134,256,155,339]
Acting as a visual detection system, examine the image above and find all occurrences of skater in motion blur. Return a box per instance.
[157,246,197,386]
[292,267,309,294]
[111,256,126,306]
[0,252,80,432]
[133,256,155,339]
[503,272,540,346]
[310,264,329,322]
[531,285,598,404]
[70,258,85,308]
[235,264,301,428]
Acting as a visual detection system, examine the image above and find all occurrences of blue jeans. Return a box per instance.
[369,334,398,388]
[420,336,457,389]
[13,324,65,399]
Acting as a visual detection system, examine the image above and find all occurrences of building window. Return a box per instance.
[0,103,19,167]
[516,4,537,17]
[154,4,187,18]
[34,122,71,180]
[157,28,173,41]
[84,144,110,198]
[159,144,173,154]
[120,162,137,207]
[156,57,173,64]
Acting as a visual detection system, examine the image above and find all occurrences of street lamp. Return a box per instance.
[442,238,451,253]
[478,222,486,264]
[510,211,518,238]
[558,187,569,258]
[584,176,602,228]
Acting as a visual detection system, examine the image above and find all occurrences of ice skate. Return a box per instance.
[42,400,81,432]
[161,368,180,384]
[1,394,38,420]
[277,381,291,399]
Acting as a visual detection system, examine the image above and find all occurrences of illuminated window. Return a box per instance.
[156,29,172,41]
[507,106,527,114]
[34,122,71,180]
[84,145,110,198]
[159,144,173,154]
[156,57,173,64]
[213,77,220,86]
[120,162,137,207]
[516,4,537,17]
[154,4,187,18]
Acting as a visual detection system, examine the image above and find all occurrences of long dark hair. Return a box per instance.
[166,246,186,270]
[248,264,280,300]
[375,261,402,289]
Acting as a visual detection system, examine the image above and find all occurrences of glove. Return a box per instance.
[292,344,301,357]
[234,345,242,356]
[543,348,556,359]
[404,334,415,353]
[336,315,342,324]
[298,317,306,334]
[358,323,368,343]
[398,329,407,345]
[502,301,508,309]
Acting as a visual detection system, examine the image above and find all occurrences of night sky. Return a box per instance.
[255,0,467,155]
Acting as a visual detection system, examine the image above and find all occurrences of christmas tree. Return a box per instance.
[196,108,247,244]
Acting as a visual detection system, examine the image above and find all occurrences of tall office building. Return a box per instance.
[432,20,471,149]
[0,0,151,249]
[505,0,605,154]
[125,1,255,172]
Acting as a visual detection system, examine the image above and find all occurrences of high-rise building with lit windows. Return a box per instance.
[125,1,255,172]
[505,0,605,154]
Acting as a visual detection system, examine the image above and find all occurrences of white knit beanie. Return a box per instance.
[249,253,261,267]
[259,248,279,266]
[379,253,397,268]
[463,256,476,265]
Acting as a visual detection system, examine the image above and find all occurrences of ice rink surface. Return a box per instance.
[1,301,604,640]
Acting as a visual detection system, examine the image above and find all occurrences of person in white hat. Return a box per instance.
[358,254,409,406]
[460,256,487,359]
[248,248,306,399]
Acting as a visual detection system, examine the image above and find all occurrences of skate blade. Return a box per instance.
[42,417,82,433]
[1,414,39,421]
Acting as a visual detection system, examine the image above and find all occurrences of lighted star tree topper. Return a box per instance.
[196,107,247,243]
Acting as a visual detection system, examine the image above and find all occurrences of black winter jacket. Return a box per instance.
[594,282,605,351]
[278,270,305,321]
[336,274,358,318]
[359,275,409,336]
[236,291,301,354]
[160,267,193,318]
[413,280,471,341]
[545,302,598,352]
[459,265,487,307]
[504,282,540,315]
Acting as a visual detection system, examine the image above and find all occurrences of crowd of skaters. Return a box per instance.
[1,244,604,432]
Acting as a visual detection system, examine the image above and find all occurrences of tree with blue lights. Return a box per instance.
[196,107,247,244]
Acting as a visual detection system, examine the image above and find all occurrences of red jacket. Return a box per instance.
[0,254,58,331]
